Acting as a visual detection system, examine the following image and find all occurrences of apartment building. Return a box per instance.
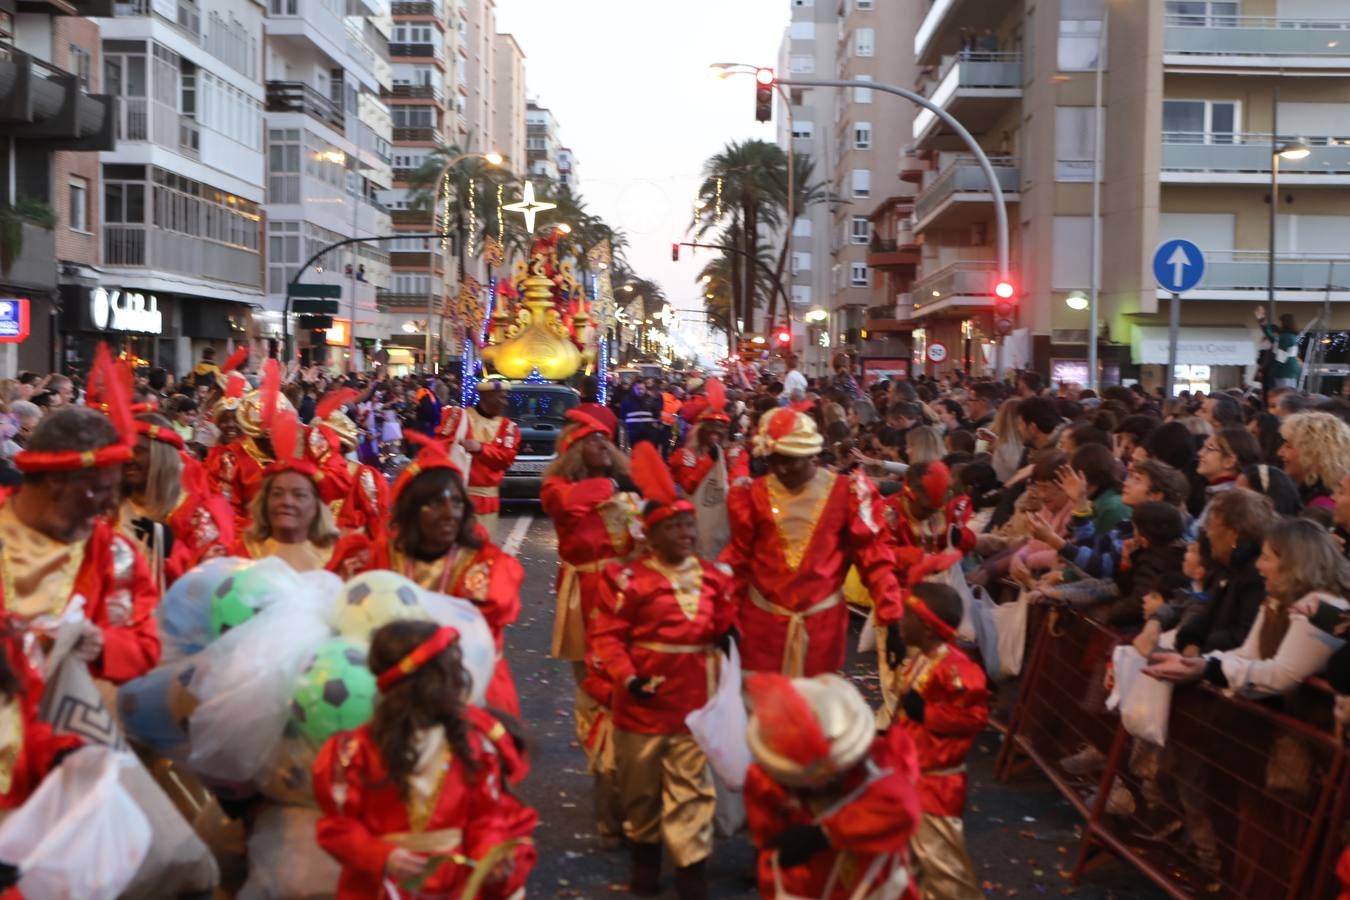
[901,0,1350,390]
[262,0,393,369]
[492,32,524,170]
[2,0,113,375]
[556,145,577,189]
[525,98,560,180]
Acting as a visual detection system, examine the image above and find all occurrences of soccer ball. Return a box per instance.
[334,570,429,641]
[290,638,377,747]
[207,561,299,638]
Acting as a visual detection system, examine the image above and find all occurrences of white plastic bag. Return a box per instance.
[1106,644,1147,712]
[965,582,1002,680]
[1120,671,1173,747]
[685,642,751,790]
[417,589,497,707]
[0,746,151,900]
[991,593,1030,680]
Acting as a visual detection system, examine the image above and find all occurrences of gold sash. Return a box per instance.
[749,588,842,677]
[634,641,718,696]
[551,559,607,661]
[385,827,465,857]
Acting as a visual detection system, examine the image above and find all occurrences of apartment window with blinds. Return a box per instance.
[854,121,872,149]
[854,27,874,57]
[792,121,814,140]
[850,263,869,287]
[850,216,870,244]
[854,74,873,103]
[1059,0,1105,71]
[69,45,91,89]
[1054,107,1095,181]
[851,168,871,198]
[268,128,300,203]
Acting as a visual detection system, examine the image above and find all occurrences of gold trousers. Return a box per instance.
[613,728,715,868]
[569,661,623,839]
[552,561,605,661]
[911,812,983,900]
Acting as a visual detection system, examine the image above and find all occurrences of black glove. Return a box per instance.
[772,824,830,868]
[626,676,654,698]
[0,861,18,891]
[948,524,964,549]
[707,443,720,461]
[715,625,740,655]
[885,622,905,671]
[901,690,925,723]
[613,475,640,494]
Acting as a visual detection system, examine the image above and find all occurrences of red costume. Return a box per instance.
[162,479,235,585]
[311,444,389,537]
[221,438,271,526]
[312,708,537,900]
[437,406,520,520]
[722,467,901,675]
[330,534,524,716]
[0,625,82,810]
[591,554,736,734]
[745,726,921,900]
[669,443,749,497]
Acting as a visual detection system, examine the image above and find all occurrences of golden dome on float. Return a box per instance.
[480,239,587,381]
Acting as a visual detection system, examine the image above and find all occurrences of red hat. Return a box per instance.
[135,420,185,451]
[630,441,694,530]
[905,460,951,510]
[895,548,963,643]
[15,344,133,473]
[390,431,464,506]
[557,408,610,456]
[696,378,730,424]
[261,373,319,480]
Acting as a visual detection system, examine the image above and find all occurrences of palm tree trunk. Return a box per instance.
[729,215,743,340]
[743,200,758,335]
[765,238,790,338]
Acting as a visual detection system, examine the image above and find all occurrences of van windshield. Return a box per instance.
[507,389,578,423]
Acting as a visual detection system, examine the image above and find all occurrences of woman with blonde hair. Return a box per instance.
[906,424,944,466]
[541,408,642,847]
[989,398,1025,483]
[1278,411,1350,514]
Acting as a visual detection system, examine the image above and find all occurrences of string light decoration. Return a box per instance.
[496,183,505,240]
[586,242,616,402]
[438,167,453,251]
[465,176,477,259]
[714,176,723,220]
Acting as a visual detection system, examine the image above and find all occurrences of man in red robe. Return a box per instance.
[438,378,520,539]
[5,406,160,685]
[721,408,902,676]
[669,378,749,560]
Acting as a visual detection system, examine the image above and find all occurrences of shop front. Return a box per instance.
[1131,325,1257,396]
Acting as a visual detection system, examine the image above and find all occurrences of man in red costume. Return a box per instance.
[438,378,520,539]
[744,671,921,899]
[893,576,990,900]
[4,405,160,684]
[669,378,749,560]
[591,443,737,899]
[306,388,389,536]
[721,407,902,676]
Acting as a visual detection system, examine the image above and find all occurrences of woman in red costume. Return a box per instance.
[541,408,641,844]
[312,619,537,900]
[306,387,389,537]
[330,435,523,716]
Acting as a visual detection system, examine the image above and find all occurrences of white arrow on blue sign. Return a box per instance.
[1153,239,1206,294]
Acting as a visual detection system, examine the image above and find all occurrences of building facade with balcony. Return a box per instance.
[525,98,559,180]
[492,31,523,171]
[2,0,114,375]
[87,0,265,372]
[263,0,393,368]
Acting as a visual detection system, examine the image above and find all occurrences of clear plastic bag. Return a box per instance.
[157,557,253,661]
[418,588,498,707]
[685,642,751,790]
[0,746,151,900]
[117,656,201,763]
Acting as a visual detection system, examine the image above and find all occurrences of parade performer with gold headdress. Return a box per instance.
[306,388,389,537]
[312,619,537,900]
[720,407,901,676]
[437,378,520,539]
[330,433,524,716]
[668,379,749,560]
[217,362,296,530]
[890,560,989,900]
[744,672,922,900]
[591,443,736,899]
[542,408,642,844]
[1,348,160,684]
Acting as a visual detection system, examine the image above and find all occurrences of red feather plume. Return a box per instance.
[221,345,250,374]
[767,407,797,441]
[271,410,302,464]
[224,373,246,400]
[91,344,135,448]
[315,388,358,421]
[704,378,726,416]
[745,673,831,767]
[918,460,951,508]
[259,358,281,427]
[630,441,677,507]
[901,549,962,591]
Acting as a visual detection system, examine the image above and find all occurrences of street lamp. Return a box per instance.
[1066,291,1089,311]
[1268,137,1311,322]
[804,307,828,323]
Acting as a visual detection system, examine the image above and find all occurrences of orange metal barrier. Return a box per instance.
[993,605,1348,900]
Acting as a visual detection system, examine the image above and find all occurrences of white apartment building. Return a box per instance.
[493,32,525,171]
[525,98,560,181]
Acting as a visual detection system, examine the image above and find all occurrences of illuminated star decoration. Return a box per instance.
[502,181,557,235]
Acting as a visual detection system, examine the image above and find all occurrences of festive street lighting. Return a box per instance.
[503,180,557,234]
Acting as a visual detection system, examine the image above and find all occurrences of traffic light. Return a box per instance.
[774,328,792,348]
[671,242,680,262]
[755,68,774,123]
[993,278,1016,301]
[992,275,1016,335]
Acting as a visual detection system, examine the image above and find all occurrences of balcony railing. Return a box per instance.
[390,208,435,225]
[914,52,1021,140]
[1184,250,1350,293]
[389,42,444,61]
[378,291,437,310]
[114,0,201,39]
[392,125,439,143]
[104,224,262,290]
[384,83,444,102]
[113,96,200,156]
[1164,14,1350,59]
[266,81,344,132]
[912,260,999,304]
[1160,133,1350,176]
[913,156,1019,226]
[391,0,441,15]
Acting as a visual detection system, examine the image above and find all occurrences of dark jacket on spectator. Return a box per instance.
[1089,541,1186,628]
[1175,540,1265,653]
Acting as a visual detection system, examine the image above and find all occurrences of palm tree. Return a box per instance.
[763,151,833,338]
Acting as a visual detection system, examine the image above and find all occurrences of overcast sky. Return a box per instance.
[494,0,787,348]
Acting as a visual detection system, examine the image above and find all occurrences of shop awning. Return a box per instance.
[384,348,416,366]
[1131,326,1257,367]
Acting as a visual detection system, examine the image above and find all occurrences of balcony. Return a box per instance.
[266,81,344,132]
[1164,13,1350,68]
[899,147,928,184]
[390,208,435,226]
[389,42,446,65]
[103,224,262,290]
[391,0,442,15]
[377,291,447,314]
[911,260,999,318]
[392,125,441,143]
[382,83,444,104]
[914,0,1019,65]
[390,249,444,271]
[0,219,57,292]
[912,157,1020,232]
[1160,133,1350,184]
[112,96,200,157]
[0,47,114,150]
[114,0,201,41]
[867,235,920,270]
[1153,250,1350,302]
[913,52,1022,147]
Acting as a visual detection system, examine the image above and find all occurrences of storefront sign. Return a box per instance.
[0,298,30,343]
[326,318,351,347]
[862,358,909,387]
[91,287,163,334]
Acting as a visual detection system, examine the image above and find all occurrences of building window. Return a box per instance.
[855,0,873,7]
[850,263,870,287]
[793,217,812,238]
[1162,99,1238,144]
[792,251,812,274]
[789,55,815,74]
[850,216,870,244]
[1165,1,1238,27]
[1058,0,1105,71]
[68,176,89,232]
[1054,106,1095,181]
[851,168,871,198]
[69,45,91,89]
[792,121,814,140]
[854,27,875,57]
[854,121,872,149]
[854,74,873,103]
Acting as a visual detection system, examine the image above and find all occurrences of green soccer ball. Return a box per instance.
[207,563,297,638]
[334,570,429,642]
[290,638,376,747]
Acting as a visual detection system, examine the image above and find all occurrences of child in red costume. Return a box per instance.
[312,619,537,900]
[893,579,990,900]
[744,672,922,900]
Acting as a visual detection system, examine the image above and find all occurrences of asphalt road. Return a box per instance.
[497,505,1165,899]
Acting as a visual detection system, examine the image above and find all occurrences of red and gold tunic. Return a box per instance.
[164,479,235,584]
[668,445,748,496]
[892,642,990,819]
[438,407,520,517]
[590,554,736,735]
[312,708,537,900]
[720,468,901,676]
[745,727,922,900]
[0,504,160,684]
[0,623,81,810]
[330,532,524,716]
[227,534,359,575]
[313,453,389,538]
[220,437,272,528]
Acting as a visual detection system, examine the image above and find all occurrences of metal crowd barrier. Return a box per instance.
[992,605,1348,900]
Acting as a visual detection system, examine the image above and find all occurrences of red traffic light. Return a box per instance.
[755,67,775,86]
[775,329,792,345]
[993,278,1016,300]
[671,242,680,262]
